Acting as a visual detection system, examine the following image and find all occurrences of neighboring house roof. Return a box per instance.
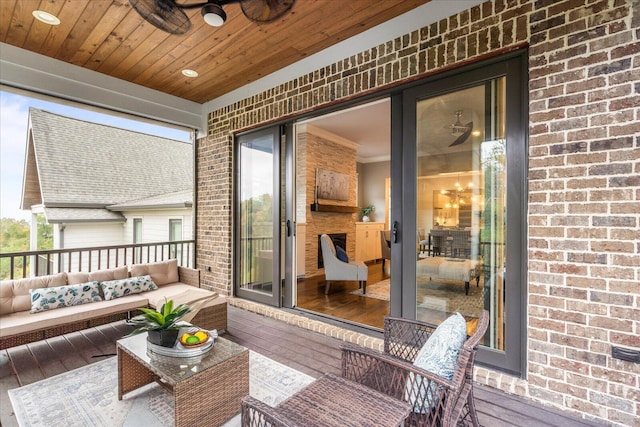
[44,208,125,223]
[109,190,193,211]
[21,108,193,223]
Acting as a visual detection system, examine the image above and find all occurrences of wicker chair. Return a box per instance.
[341,310,489,427]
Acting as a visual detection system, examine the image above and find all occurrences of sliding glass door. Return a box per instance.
[398,53,526,375]
[234,126,284,306]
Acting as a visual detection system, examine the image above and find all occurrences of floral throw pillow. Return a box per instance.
[30,282,102,313]
[100,275,158,300]
[404,312,467,412]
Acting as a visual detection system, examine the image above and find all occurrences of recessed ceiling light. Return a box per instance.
[32,10,60,25]
[472,130,481,136]
[182,69,198,78]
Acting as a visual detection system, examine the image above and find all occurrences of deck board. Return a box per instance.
[0,304,602,427]
[5,345,42,387]
[24,340,67,378]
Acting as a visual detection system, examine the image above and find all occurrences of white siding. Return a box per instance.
[59,222,126,272]
[122,209,193,243]
[63,222,126,248]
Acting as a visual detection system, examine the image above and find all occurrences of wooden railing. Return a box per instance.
[0,240,195,280]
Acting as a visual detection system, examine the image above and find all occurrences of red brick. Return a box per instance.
[566,372,608,393]
[566,300,607,315]
[566,276,607,290]
[589,315,633,331]
[550,332,589,349]
[567,323,609,341]
[567,153,607,165]
[549,239,589,252]
[610,332,640,348]
[550,356,590,375]
[549,263,588,276]
[530,295,567,311]
[549,379,589,399]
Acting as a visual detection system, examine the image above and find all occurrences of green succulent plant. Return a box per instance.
[126,299,192,336]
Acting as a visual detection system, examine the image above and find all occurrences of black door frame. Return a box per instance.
[393,51,528,376]
[234,125,284,307]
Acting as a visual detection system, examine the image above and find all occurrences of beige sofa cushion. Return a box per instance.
[0,273,67,315]
[130,259,178,286]
[145,284,216,309]
[67,266,129,285]
[0,294,148,338]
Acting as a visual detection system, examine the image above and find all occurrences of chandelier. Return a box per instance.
[442,178,473,209]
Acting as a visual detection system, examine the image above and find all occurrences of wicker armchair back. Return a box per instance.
[341,310,489,427]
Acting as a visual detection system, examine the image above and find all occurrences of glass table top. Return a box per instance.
[117,332,247,386]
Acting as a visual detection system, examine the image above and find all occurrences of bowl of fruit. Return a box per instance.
[179,329,211,348]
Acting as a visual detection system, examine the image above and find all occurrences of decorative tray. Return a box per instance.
[147,329,218,358]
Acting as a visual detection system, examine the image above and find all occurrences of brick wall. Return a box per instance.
[197,1,639,424]
[526,1,639,425]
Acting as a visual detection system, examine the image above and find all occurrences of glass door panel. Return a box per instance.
[400,53,526,375]
[415,80,505,350]
[235,126,282,306]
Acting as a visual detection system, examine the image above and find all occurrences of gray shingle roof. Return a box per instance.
[108,189,193,210]
[44,208,125,223]
[27,108,193,208]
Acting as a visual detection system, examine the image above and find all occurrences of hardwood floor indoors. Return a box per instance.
[295,259,390,329]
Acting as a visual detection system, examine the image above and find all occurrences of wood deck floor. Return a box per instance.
[0,305,599,427]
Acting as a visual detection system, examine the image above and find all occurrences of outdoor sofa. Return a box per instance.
[0,259,226,350]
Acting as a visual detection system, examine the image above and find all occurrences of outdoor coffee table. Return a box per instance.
[260,373,412,426]
[117,333,249,427]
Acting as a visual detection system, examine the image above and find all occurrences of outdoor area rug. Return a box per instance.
[8,350,314,427]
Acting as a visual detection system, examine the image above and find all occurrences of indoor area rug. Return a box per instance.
[8,351,314,427]
[350,276,485,318]
[417,276,485,319]
[349,278,390,300]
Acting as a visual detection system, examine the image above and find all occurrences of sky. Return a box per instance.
[0,90,191,222]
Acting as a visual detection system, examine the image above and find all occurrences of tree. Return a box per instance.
[0,218,30,279]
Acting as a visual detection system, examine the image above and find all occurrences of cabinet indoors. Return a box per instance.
[355,222,384,262]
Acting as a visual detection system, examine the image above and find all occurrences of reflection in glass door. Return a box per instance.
[401,53,526,374]
[235,126,282,307]
[415,80,506,350]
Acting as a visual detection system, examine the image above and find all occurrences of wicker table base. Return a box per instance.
[117,334,249,427]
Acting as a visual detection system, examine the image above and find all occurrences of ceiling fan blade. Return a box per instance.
[240,0,295,23]
[448,121,473,147]
[129,0,192,35]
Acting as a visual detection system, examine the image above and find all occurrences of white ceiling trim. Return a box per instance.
[0,43,203,131]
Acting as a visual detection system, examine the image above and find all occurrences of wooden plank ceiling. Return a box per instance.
[1,0,431,104]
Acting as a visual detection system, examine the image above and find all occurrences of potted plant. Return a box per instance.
[360,204,375,222]
[126,299,192,347]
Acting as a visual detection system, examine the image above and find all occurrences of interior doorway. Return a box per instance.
[293,98,391,329]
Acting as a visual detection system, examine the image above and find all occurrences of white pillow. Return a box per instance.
[405,312,467,412]
[100,275,158,301]
[30,282,102,313]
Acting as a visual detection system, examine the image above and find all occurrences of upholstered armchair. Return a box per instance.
[320,234,368,295]
[380,229,391,270]
[341,310,489,426]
